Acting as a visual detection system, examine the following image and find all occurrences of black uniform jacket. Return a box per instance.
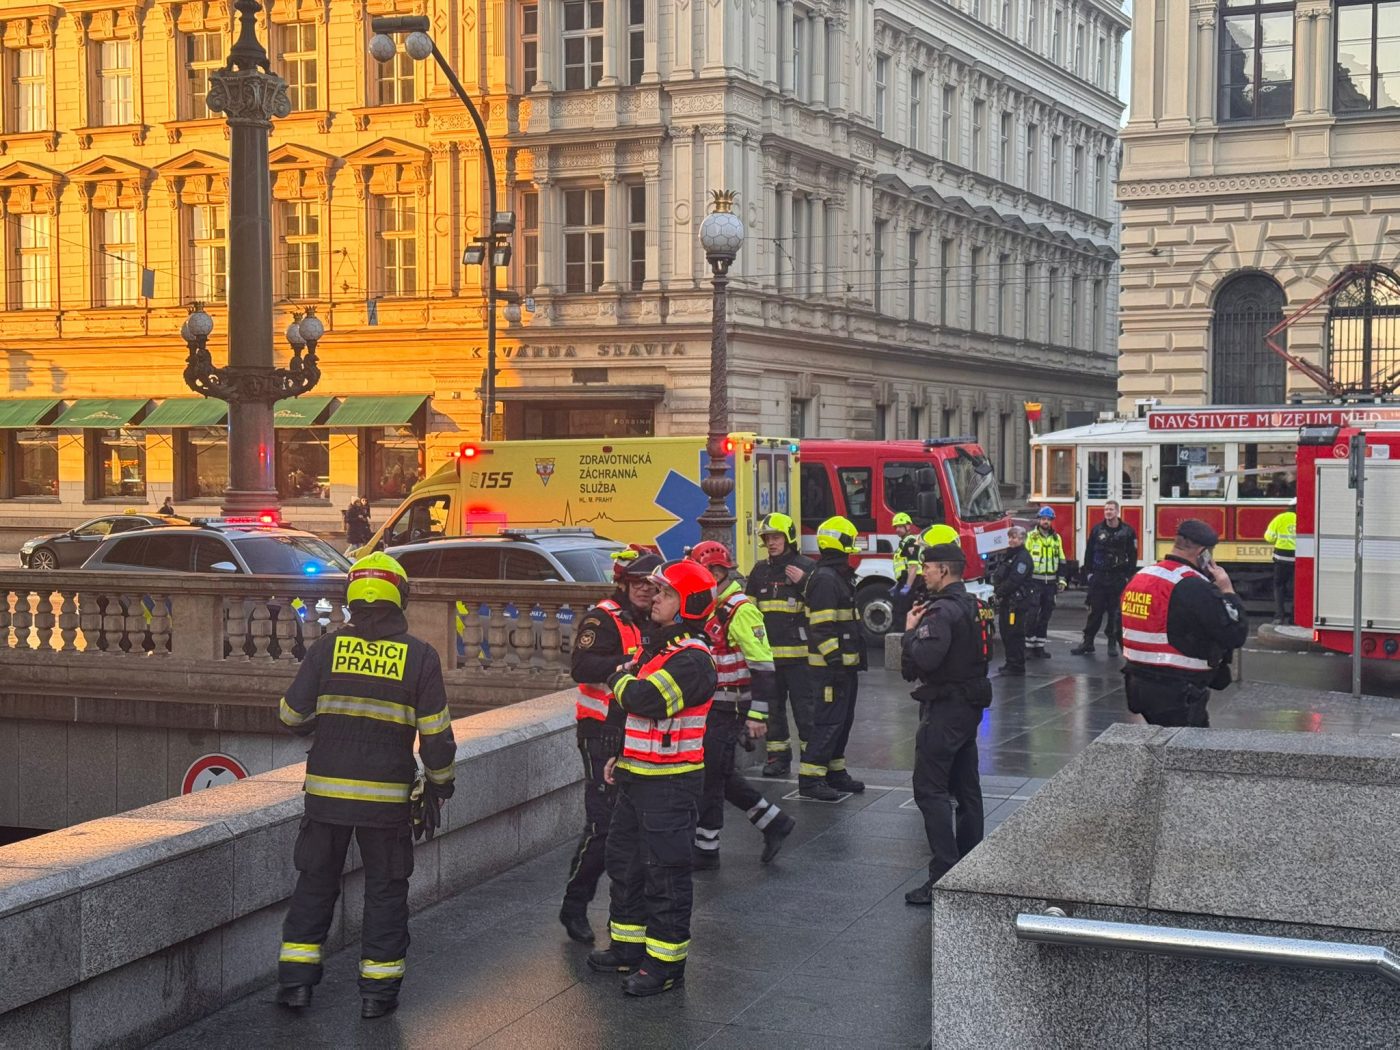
[746,547,816,662]
[901,582,991,705]
[571,590,652,732]
[606,624,718,720]
[804,551,865,671]
[1083,521,1139,578]
[1139,554,1251,682]
[993,547,1035,606]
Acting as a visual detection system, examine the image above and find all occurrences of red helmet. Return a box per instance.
[688,541,735,571]
[649,559,718,621]
[611,543,661,585]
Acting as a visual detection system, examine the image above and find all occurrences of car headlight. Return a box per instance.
[20,541,36,551]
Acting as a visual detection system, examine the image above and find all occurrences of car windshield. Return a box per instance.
[552,546,616,583]
[944,450,1004,523]
[234,534,351,575]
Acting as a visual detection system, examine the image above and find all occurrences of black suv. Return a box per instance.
[80,523,350,576]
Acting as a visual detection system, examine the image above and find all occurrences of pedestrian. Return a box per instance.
[687,541,796,869]
[275,552,456,1019]
[1120,519,1249,728]
[558,548,661,945]
[345,497,373,550]
[1071,500,1139,656]
[901,542,994,905]
[588,559,718,997]
[1024,507,1067,658]
[744,512,815,778]
[798,515,867,801]
[1265,500,1297,625]
[158,496,176,517]
[992,525,1035,676]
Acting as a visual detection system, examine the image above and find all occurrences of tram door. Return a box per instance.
[1080,447,1149,564]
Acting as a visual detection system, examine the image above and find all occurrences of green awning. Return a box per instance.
[326,395,428,428]
[142,398,229,427]
[53,399,149,428]
[273,396,336,428]
[0,399,63,428]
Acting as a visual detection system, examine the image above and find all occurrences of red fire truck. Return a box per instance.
[797,438,1012,636]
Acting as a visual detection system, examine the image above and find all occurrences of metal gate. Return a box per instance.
[1211,273,1286,404]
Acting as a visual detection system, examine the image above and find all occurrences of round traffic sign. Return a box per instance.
[182,753,249,795]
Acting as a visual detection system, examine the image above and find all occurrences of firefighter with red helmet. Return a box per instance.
[688,541,796,868]
[588,559,718,997]
[559,547,663,945]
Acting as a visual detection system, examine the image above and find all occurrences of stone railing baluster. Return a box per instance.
[58,592,79,651]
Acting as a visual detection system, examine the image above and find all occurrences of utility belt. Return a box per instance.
[911,676,993,709]
[1032,574,1059,583]
[709,690,749,711]
[1273,550,1295,562]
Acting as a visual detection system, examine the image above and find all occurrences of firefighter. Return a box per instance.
[992,525,1035,676]
[1265,501,1297,625]
[1071,500,1139,657]
[559,549,663,945]
[1121,520,1249,728]
[799,516,867,801]
[275,552,456,1020]
[1025,507,1067,658]
[745,512,816,777]
[688,541,796,868]
[587,559,718,997]
[891,512,921,590]
[901,543,994,905]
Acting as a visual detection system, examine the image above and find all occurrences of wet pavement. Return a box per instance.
[153,622,1398,1050]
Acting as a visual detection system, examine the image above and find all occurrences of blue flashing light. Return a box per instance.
[304,564,320,575]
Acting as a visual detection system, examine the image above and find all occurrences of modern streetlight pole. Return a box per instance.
[696,190,746,549]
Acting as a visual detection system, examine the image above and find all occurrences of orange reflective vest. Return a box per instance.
[620,638,713,775]
[704,590,752,694]
[1121,560,1213,674]
[576,599,643,723]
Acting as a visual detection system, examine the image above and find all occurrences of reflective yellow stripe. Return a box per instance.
[828,757,846,771]
[612,673,639,705]
[757,600,803,612]
[279,941,322,964]
[360,958,406,979]
[646,937,690,962]
[425,763,455,785]
[610,922,646,943]
[808,609,840,625]
[841,652,862,666]
[749,711,769,720]
[765,740,788,753]
[304,774,412,804]
[770,645,808,659]
[817,638,839,655]
[315,694,415,727]
[649,668,686,717]
[279,697,313,726]
[616,759,705,776]
[800,762,827,777]
[416,706,453,736]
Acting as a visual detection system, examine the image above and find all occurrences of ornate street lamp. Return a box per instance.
[183,0,322,517]
[696,190,746,549]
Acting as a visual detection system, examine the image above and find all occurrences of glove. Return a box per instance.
[411,775,454,842]
[1056,578,1068,593]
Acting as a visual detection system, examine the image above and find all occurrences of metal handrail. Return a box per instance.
[1015,910,1400,988]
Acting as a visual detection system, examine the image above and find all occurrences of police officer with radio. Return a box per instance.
[901,543,993,906]
[1071,500,1139,657]
[992,526,1035,676]
[1120,520,1249,728]
[1025,507,1067,658]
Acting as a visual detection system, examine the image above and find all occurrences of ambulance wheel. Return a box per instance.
[856,583,896,642]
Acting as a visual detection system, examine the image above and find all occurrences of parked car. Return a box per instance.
[80,523,351,576]
[387,530,620,584]
[20,512,186,569]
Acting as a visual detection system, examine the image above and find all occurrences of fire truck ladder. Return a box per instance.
[1265,263,1400,399]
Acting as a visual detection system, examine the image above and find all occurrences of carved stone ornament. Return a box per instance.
[207,68,292,127]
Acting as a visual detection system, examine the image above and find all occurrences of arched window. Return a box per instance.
[1327,266,1400,395]
[1211,272,1287,404]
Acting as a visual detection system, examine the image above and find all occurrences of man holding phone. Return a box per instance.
[1119,520,1249,727]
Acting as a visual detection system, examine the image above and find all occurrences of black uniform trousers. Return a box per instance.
[1028,580,1058,648]
[279,817,414,1000]
[1124,670,1211,728]
[998,601,1033,670]
[800,668,858,780]
[606,768,703,975]
[912,698,986,882]
[562,725,622,918]
[1273,558,1295,623]
[698,705,763,839]
[765,660,814,757]
[1083,572,1130,645]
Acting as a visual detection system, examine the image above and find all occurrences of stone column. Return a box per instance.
[1193,8,1217,124]
[765,0,781,89]
[829,16,847,113]
[534,0,558,92]
[601,174,622,290]
[777,185,794,291]
[535,176,560,293]
[1293,6,1314,118]
[812,195,827,297]
[674,0,695,79]
[1312,5,1333,114]
[600,0,622,85]
[811,13,827,106]
[644,168,662,289]
[642,0,660,81]
[779,0,795,95]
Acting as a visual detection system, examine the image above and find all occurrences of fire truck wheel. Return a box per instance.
[855,582,897,642]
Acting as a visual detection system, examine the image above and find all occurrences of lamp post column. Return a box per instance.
[696,191,746,550]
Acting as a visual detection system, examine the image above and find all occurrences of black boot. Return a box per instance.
[1070,642,1095,655]
[1107,640,1121,657]
[826,771,865,794]
[587,946,644,975]
[623,967,684,997]
[361,997,398,1020]
[1030,647,1052,659]
[691,846,720,870]
[904,880,934,906]
[997,664,1026,676]
[762,753,791,777]
[760,813,796,863]
[798,778,842,802]
[559,909,595,944]
[275,985,313,1009]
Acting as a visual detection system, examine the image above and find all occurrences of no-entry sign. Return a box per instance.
[182,754,250,795]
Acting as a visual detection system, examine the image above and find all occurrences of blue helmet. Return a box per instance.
[1037,506,1056,521]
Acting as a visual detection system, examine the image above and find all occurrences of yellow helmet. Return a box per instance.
[346,551,409,608]
[816,515,860,554]
[891,512,914,528]
[920,523,959,548]
[758,512,798,545]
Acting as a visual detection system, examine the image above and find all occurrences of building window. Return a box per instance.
[908,405,923,439]
[563,187,604,293]
[998,253,1011,334]
[521,3,539,91]
[183,31,222,119]
[1218,0,1294,121]
[280,200,320,300]
[375,40,416,105]
[941,84,957,156]
[563,0,604,90]
[376,195,418,297]
[1028,0,1039,49]
[999,111,1012,178]
[971,99,986,170]
[1002,0,1013,33]
[971,0,983,19]
[11,47,47,132]
[1326,265,1400,394]
[1096,36,1108,86]
[1052,8,1063,62]
[628,0,645,84]
[970,247,984,331]
[90,428,146,499]
[1048,265,1060,341]
[97,39,134,125]
[98,209,138,306]
[909,70,923,149]
[940,237,954,325]
[628,184,646,291]
[875,53,889,133]
[793,12,805,100]
[1074,23,1085,75]
[873,218,887,312]
[1091,277,1104,352]
[278,428,330,501]
[5,428,58,497]
[188,203,227,302]
[177,426,228,499]
[1072,144,1084,208]
[906,228,920,321]
[1070,274,1081,346]
[1212,273,1287,402]
[1050,134,1062,199]
[11,213,52,310]
[277,22,319,111]
[1094,153,1106,213]
[790,397,810,438]
[1026,122,1039,191]
[1023,261,1035,337]
[1335,1,1400,113]
[520,189,539,293]
[367,423,425,501]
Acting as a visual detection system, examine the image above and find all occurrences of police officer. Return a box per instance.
[1121,520,1249,728]
[799,516,867,801]
[559,549,663,944]
[688,542,796,868]
[588,560,718,997]
[745,512,815,777]
[992,525,1035,676]
[276,552,456,1019]
[1265,501,1297,625]
[901,543,993,905]
[897,522,960,624]
[1071,500,1139,657]
[1025,507,1067,658]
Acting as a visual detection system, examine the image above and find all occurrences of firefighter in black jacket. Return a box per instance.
[901,543,993,906]
[559,550,662,945]
[799,516,867,801]
[745,512,815,777]
[1071,500,1139,657]
[276,552,457,1019]
[992,526,1035,675]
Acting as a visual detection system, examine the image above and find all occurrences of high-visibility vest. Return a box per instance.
[620,638,713,775]
[1120,560,1212,673]
[704,590,753,694]
[576,599,643,723]
[1265,511,1297,560]
[1026,528,1064,577]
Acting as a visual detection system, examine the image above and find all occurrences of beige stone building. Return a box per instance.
[1117,0,1400,412]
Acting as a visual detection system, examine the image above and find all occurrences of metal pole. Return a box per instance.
[696,257,736,549]
[1352,433,1365,698]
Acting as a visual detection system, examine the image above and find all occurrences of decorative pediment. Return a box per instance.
[67,0,145,42]
[269,142,337,202]
[0,160,62,214]
[66,155,150,211]
[343,138,430,199]
[0,6,62,48]
[357,0,427,19]
[154,0,231,36]
[268,0,326,25]
[157,149,228,205]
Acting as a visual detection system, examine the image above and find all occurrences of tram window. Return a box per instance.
[1160,444,1225,498]
[1047,447,1074,498]
[1238,442,1296,499]
[1122,451,1144,499]
[1086,451,1109,499]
